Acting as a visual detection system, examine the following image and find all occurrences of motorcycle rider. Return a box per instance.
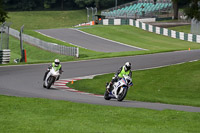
[107,62,132,92]
[43,59,63,81]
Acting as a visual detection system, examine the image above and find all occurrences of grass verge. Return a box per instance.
[80,25,200,51]
[67,60,200,107]
[168,25,191,34]
[7,10,87,30]
[0,95,200,133]
[9,36,75,64]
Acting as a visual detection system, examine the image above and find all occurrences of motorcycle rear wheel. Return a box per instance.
[104,89,111,100]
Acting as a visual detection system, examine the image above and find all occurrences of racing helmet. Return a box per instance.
[124,62,131,72]
[54,59,60,67]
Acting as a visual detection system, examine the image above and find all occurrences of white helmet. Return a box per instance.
[124,62,131,71]
[54,59,60,67]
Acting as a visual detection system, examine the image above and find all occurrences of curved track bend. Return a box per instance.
[1,50,200,112]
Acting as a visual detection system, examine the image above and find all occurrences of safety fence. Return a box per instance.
[101,18,200,44]
[191,19,200,35]
[0,22,12,64]
[0,49,10,64]
[9,28,79,57]
[0,22,11,50]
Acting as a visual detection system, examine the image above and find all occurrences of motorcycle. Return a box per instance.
[43,67,61,89]
[104,75,133,101]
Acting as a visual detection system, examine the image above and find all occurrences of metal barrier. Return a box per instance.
[0,22,12,50]
[0,49,10,64]
[191,19,200,35]
[0,22,12,64]
[9,28,79,58]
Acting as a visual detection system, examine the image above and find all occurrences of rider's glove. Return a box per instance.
[112,75,118,80]
[59,70,63,74]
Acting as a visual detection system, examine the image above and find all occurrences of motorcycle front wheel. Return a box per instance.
[47,76,55,89]
[43,82,46,88]
[117,87,128,101]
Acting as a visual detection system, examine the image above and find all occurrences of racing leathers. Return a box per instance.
[43,62,62,81]
[107,66,132,92]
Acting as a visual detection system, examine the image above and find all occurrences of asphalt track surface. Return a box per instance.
[1,50,200,112]
[36,28,145,52]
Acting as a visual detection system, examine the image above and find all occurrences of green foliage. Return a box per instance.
[184,0,200,21]
[3,0,40,11]
[3,0,134,11]
[3,0,75,11]
[74,0,134,9]
[0,0,8,23]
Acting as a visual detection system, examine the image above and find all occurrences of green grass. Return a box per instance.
[67,60,200,107]
[7,10,87,30]
[169,25,191,34]
[23,25,200,62]
[0,95,200,133]
[9,36,74,63]
[2,11,200,132]
[80,25,200,51]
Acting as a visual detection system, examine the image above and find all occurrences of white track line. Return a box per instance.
[71,28,148,51]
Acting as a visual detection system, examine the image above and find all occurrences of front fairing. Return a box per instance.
[112,78,128,98]
[44,68,60,86]
[50,68,60,77]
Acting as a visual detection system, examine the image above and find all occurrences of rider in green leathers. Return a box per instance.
[43,59,62,81]
[107,62,132,92]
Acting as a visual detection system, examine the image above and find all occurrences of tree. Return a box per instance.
[3,0,44,11]
[184,0,200,21]
[0,0,8,23]
[172,0,179,19]
[74,0,133,9]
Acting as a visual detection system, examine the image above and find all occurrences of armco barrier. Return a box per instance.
[9,28,79,57]
[129,19,200,44]
[103,19,129,25]
[0,49,10,64]
[102,18,200,44]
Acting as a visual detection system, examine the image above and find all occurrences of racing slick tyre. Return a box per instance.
[104,89,111,100]
[46,76,55,89]
[43,82,46,88]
